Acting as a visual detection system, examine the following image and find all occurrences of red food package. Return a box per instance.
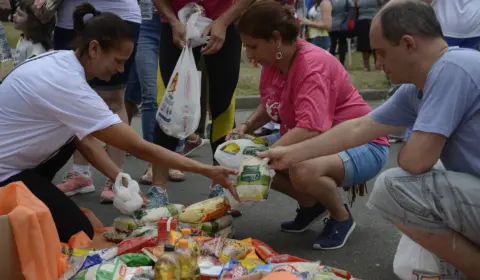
[202,236,226,257]
[117,236,158,256]
[267,254,308,263]
[329,266,352,279]
[252,239,277,262]
[158,217,178,243]
[220,265,249,280]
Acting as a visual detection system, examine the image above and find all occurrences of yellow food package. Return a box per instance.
[219,239,250,263]
[179,196,230,223]
[243,250,263,262]
[169,230,182,245]
[240,259,265,271]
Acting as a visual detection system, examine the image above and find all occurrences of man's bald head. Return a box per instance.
[373,0,443,45]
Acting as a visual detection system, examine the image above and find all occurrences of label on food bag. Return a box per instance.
[242,146,267,156]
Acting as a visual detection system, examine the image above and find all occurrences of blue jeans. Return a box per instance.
[125,14,161,143]
[445,36,480,50]
[338,142,389,186]
[311,36,331,51]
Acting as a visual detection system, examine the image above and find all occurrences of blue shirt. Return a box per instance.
[370,48,480,176]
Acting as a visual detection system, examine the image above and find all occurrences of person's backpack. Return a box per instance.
[344,0,358,37]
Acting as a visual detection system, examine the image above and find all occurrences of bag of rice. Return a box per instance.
[214,139,265,170]
[236,145,274,201]
[135,204,185,226]
[179,196,230,223]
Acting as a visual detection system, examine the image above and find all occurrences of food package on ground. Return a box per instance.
[239,260,265,271]
[201,235,227,257]
[135,204,185,226]
[214,139,265,170]
[125,267,155,280]
[319,265,352,279]
[219,239,250,263]
[252,239,277,262]
[179,196,230,223]
[268,254,309,264]
[141,246,164,263]
[215,225,235,238]
[114,216,137,232]
[219,259,249,280]
[74,258,127,280]
[103,228,129,243]
[236,145,274,202]
[129,225,158,238]
[118,253,154,267]
[233,272,269,280]
[182,214,233,236]
[67,247,119,279]
[158,217,179,243]
[117,236,159,256]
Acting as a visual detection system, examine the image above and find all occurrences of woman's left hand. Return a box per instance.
[201,19,228,55]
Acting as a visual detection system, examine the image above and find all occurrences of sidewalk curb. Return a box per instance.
[236,89,388,110]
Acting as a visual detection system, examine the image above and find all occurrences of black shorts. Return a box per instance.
[53,20,141,90]
[356,19,372,53]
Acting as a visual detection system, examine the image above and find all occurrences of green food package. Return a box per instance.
[113,216,137,232]
[74,258,126,280]
[185,215,233,236]
[118,253,154,267]
[236,146,274,201]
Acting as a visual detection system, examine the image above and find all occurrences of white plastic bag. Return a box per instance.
[156,12,202,139]
[393,234,441,280]
[112,173,143,215]
[178,3,213,48]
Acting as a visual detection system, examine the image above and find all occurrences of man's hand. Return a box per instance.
[201,19,228,55]
[256,146,294,170]
[203,166,240,200]
[172,22,187,49]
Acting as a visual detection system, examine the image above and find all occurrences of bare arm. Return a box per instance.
[265,116,404,166]
[303,1,332,30]
[398,131,446,174]
[243,104,272,134]
[154,0,181,25]
[271,127,320,148]
[74,136,121,181]
[92,123,211,174]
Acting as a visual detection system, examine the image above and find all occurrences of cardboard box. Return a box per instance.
[0,215,24,280]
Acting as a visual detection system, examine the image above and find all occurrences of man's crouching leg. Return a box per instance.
[367,167,480,279]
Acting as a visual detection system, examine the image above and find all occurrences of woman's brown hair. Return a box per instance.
[18,0,55,50]
[237,0,299,44]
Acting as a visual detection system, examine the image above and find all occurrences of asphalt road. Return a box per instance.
[56,100,403,280]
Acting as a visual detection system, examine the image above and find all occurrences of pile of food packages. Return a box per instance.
[58,195,361,280]
[57,138,361,279]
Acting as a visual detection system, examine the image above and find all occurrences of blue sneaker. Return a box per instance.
[208,184,225,198]
[145,186,169,209]
[313,207,356,250]
[281,204,329,233]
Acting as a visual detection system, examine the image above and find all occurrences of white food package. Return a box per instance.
[112,173,143,215]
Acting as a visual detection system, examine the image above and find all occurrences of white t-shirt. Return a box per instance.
[13,36,47,67]
[431,0,480,38]
[0,51,122,182]
[56,0,141,29]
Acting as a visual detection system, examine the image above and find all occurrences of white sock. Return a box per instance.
[72,164,91,177]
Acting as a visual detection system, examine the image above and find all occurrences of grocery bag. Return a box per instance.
[393,234,442,280]
[0,182,68,280]
[112,173,143,215]
[156,13,202,139]
[177,3,212,48]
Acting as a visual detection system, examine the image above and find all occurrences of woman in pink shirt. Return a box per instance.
[230,0,389,250]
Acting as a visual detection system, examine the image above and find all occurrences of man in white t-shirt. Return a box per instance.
[427,0,480,49]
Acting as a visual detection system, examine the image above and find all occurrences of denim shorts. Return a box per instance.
[338,142,389,187]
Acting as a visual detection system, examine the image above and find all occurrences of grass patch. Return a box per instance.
[237,51,389,96]
[3,21,20,48]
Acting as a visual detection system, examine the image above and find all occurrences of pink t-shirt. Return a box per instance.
[260,39,388,146]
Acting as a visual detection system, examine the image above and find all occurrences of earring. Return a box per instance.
[276,44,283,60]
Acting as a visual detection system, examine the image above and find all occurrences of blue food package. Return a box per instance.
[250,264,272,273]
[219,259,241,276]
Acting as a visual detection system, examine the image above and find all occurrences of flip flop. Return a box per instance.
[169,169,186,182]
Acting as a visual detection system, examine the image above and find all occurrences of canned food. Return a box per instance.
[412,269,441,280]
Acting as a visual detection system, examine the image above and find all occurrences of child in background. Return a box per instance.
[12,0,54,66]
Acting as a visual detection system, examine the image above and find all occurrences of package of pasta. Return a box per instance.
[219,239,250,263]
[179,196,230,223]
[236,146,275,202]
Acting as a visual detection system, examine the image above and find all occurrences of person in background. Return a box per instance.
[329,0,350,65]
[0,3,236,243]
[53,0,141,203]
[427,0,480,50]
[235,0,389,250]
[259,1,480,276]
[356,0,380,71]
[151,0,254,206]
[301,0,332,50]
[12,0,54,66]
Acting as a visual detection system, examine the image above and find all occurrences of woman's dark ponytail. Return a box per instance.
[72,3,131,55]
[73,3,100,32]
